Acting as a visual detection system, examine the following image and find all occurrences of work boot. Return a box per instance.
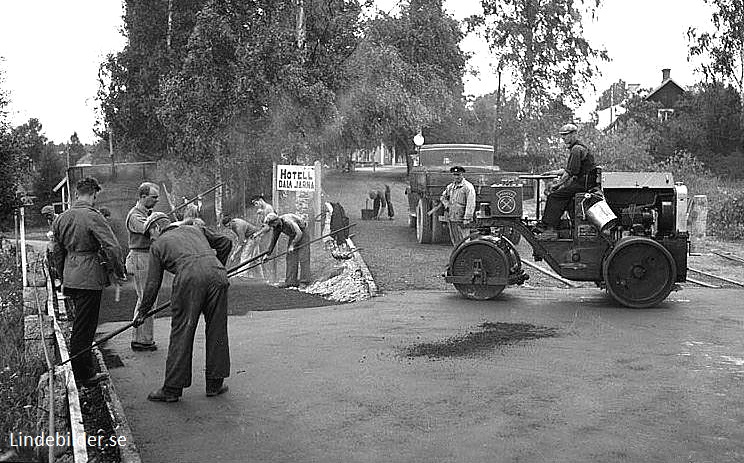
[206,379,229,397]
[131,342,157,352]
[147,386,181,403]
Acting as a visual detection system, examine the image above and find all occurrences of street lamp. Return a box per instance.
[413,132,424,149]
[411,132,424,172]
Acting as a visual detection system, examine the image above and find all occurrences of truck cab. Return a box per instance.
[406,144,531,244]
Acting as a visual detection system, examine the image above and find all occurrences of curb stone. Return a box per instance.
[93,347,142,463]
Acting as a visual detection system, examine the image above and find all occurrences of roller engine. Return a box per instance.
[445,171,690,308]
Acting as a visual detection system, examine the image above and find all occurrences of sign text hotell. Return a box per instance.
[277,165,315,191]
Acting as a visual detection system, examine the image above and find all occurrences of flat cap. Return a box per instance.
[558,123,578,135]
[41,205,55,215]
[450,166,466,173]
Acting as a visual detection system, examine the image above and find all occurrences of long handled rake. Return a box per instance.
[57,222,356,367]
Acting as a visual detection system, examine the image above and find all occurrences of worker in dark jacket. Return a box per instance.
[51,177,125,387]
[539,123,597,239]
[136,212,233,402]
[263,212,310,288]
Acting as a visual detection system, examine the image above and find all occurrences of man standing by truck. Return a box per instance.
[440,166,476,246]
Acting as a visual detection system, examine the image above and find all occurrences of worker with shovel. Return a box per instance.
[135,212,233,403]
[221,215,263,279]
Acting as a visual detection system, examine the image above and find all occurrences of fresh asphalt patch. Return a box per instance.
[403,322,559,359]
[98,278,341,324]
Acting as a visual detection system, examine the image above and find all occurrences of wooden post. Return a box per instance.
[688,195,708,254]
[272,163,278,212]
[108,126,116,180]
[314,160,322,238]
[20,205,28,287]
[14,211,19,267]
[270,163,279,281]
[215,174,223,223]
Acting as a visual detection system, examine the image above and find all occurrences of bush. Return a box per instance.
[656,150,744,239]
[709,188,744,240]
[0,248,45,454]
[583,122,656,171]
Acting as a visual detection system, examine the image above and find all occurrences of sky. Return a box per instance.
[0,0,715,145]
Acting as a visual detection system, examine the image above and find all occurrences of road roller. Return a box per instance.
[445,171,690,308]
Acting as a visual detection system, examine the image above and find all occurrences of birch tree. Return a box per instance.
[470,0,607,155]
[688,0,744,140]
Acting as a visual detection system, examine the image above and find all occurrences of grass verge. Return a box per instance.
[0,248,45,456]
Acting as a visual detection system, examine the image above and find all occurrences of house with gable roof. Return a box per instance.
[645,68,686,121]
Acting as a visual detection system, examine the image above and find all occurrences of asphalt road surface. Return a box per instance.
[102,286,744,463]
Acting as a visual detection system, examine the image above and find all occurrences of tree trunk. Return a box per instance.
[520,0,538,157]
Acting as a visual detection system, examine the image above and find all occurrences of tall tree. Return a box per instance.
[0,64,20,228]
[688,0,744,140]
[470,0,607,154]
[99,0,208,160]
[337,0,468,158]
[12,119,47,168]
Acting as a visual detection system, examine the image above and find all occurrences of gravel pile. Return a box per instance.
[302,259,371,303]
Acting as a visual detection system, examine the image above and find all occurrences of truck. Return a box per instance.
[406,144,532,244]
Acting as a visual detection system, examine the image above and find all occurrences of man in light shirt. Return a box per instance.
[440,165,476,246]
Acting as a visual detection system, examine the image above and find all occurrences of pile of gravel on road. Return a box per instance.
[302,258,371,303]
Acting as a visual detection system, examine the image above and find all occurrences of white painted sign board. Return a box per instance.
[276,164,315,191]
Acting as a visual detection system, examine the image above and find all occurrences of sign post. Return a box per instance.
[313,161,322,238]
[273,163,322,238]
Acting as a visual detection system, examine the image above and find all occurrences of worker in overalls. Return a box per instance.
[136,212,233,402]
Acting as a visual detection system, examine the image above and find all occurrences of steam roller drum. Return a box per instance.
[446,234,522,300]
[603,237,677,308]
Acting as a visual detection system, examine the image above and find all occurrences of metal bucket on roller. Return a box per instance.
[581,193,617,232]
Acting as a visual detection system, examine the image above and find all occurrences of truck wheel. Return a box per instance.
[416,198,433,244]
[603,237,676,308]
[431,209,450,243]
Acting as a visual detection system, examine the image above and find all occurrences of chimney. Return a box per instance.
[662,68,671,81]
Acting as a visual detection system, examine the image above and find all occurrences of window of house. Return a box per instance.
[658,108,674,122]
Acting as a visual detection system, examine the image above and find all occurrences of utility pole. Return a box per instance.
[493,70,502,165]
